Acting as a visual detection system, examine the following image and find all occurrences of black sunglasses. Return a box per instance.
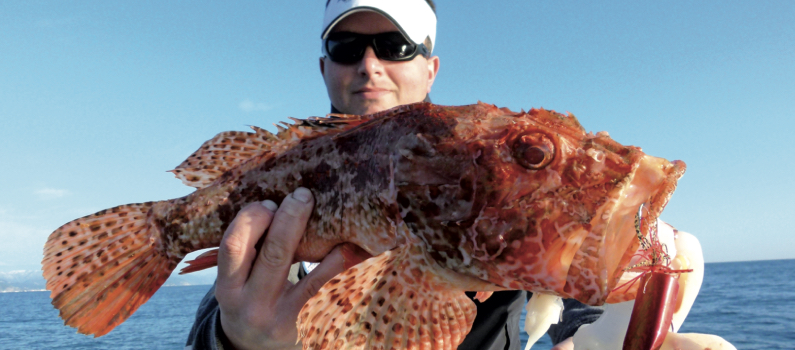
[324,31,429,64]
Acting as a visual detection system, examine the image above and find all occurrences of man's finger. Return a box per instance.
[217,201,277,292]
[287,245,345,312]
[248,188,314,296]
[551,337,574,350]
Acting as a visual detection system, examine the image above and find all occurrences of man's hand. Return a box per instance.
[215,188,345,350]
[551,337,574,350]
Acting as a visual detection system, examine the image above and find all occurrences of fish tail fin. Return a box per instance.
[297,244,477,350]
[41,201,178,337]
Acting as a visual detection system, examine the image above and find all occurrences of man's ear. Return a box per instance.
[319,56,326,76]
[426,56,440,93]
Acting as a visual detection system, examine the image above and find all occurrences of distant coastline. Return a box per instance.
[1,288,47,293]
[0,268,218,293]
[1,284,214,293]
[3,258,792,293]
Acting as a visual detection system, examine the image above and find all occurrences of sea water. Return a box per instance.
[1,259,793,349]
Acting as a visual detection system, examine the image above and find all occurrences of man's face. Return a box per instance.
[320,11,440,115]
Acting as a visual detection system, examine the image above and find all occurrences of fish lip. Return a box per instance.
[565,155,686,305]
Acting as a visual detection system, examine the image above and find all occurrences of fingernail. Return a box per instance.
[292,188,312,203]
[262,200,278,211]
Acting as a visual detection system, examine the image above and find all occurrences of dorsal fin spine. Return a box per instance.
[172,114,382,189]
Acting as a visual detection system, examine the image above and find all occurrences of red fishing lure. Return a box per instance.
[617,204,692,350]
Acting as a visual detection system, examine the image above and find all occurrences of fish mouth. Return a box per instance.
[604,156,686,296]
[567,155,686,304]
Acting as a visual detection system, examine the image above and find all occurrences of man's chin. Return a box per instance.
[352,101,398,116]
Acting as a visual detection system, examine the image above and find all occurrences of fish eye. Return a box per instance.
[513,133,554,169]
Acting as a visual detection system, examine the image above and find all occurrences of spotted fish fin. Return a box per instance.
[170,116,373,189]
[41,201,179,337]
[297,244,477,350]
[179,248,219,274]
[169,129,274,188]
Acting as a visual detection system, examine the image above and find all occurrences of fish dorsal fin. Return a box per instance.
[169,115,372,188]
[169,130,272,188]
[297,243,477,350]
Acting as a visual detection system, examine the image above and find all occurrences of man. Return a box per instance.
[186,1,584,349]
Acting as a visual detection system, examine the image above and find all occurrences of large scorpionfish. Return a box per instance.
[43,102,685,349]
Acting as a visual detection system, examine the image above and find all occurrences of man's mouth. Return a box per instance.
[355,87,390,99]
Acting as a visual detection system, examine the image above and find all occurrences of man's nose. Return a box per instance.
[357,46,385,77]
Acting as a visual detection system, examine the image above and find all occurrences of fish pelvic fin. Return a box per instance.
[170,116,373,189]
[180,248,219,274]
[297,244,477,350]
[339,242,373,270]
[41,201,178,337]
[474,291,494,302]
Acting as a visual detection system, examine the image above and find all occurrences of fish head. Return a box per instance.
[396,102,686,305]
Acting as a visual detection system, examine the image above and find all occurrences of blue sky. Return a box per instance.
[1,1,793,275]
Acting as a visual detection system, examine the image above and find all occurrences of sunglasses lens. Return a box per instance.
[326,32,421,64]
[326,34,366,64]
[373,33,416,60]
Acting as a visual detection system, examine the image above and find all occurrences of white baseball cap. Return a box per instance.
[321,0,437,53]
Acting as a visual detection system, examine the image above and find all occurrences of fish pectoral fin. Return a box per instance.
[297,244,477,350]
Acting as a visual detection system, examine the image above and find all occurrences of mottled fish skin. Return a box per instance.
[158,103,471,264]
[391,106,685,305]
[42,102,685,349]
